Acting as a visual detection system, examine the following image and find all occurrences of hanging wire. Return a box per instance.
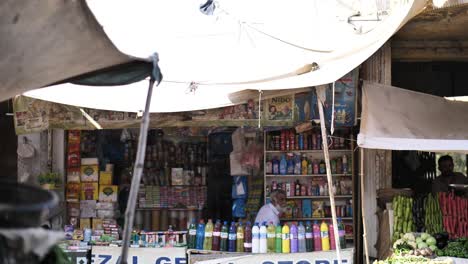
[331,82,336,135]
[258,90,263,128]
[214,4,332,53]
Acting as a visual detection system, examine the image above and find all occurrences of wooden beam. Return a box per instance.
[392,40,468,61]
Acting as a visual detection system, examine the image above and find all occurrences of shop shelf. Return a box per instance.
[265,149,352,153]
[265,174,352,177]
[136,207,202,211]
[284,195,353,199]
[280,217,353,221]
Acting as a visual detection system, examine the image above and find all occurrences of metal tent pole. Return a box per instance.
[316,85,342,263]
[119,78,155,264]
[360,147,370,264]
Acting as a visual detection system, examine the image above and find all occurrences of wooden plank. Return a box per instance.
[392,40,468,61]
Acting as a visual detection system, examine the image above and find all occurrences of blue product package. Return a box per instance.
[232,198,246,218]
[302,199,312,218]
[232,176,248,199]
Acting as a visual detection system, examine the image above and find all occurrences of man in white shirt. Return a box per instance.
[255,189,287,225]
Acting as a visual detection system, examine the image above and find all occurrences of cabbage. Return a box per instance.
[416,237,423,244]
[429,245,437,251]
[420,233,430,241]
[426,237,436,246]
[417,242,428,249]
[408,241,417,249]
[403,233,416,242]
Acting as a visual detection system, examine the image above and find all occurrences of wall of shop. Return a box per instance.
[360,42,394,259]
[17,132,47,183]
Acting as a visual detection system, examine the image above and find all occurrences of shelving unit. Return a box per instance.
[266,174,352,177]
[263,128,356,248]
[280,217,353,221]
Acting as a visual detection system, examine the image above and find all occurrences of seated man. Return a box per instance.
[432,155,468,194]
[255,189,287,226]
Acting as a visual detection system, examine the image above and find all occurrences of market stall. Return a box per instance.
[358,81,468,263]
[14,69,362,263]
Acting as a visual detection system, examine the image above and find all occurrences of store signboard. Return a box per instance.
[64,250,88,264]
[294,69,358,127]
[13,69,357,134]
[195,249,354,264]
[91,246,187,264]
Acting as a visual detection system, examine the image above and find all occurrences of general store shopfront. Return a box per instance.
[14,70,360,263]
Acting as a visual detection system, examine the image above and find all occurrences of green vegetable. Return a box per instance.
[426,237,436,246]
[418,242,428,249]
[421,233,429,241]
[437,238,468,258]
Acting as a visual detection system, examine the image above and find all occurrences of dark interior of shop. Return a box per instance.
[391,61,468,192]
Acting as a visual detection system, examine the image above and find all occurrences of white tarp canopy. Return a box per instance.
[23,0,426,113]
[0,0,153,102]
[358,81,468,153]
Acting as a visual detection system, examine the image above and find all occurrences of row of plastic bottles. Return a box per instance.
[187,219,347,253]
[267,154,349,175]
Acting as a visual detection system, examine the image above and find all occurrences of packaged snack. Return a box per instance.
[99,171,113,185]
[66,183,81,202]
[81,182,99,200]
[99,185,118,202]
[81,158,99,182]
[80,200,97,218]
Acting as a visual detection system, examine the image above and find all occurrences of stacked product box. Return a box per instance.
[66,131,82,227]
[65,130,120,243]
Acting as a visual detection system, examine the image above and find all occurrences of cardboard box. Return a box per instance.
[312,201,325,218]
[67,202,80,217]
[81,158,99,182]
[81,182,99,200]
[97,209,118,219]
[68,130,81,144]
[80,218,91,230]
[67,168,81,183]
[92,218,103,230]
[99,171,113,185]
[66,183,81,202]
[80,200,97,218]
[301,199,312,218]
[99,185,118,202]
[96,202,117,210]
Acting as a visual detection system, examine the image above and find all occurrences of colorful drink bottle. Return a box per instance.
[212,219,221,251]
[305,221,313,252]
[236,222,244,252]
[290,223,298,253]
[320,221,330,251]
[188,219,197,249]
[228,222,237,252]
[298,222,306,253]
[329,222,336,250]
[267,222,276,253]
[275,224,282,253]
[244,221,252,253]
[220,221,228,251]
[259,222,267,253]
[196,219,205,250]
[313,221,322,251]
[338,218,346,249]
[252,222,260,253]
[282,224,290,253]
[203,219,213,250]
